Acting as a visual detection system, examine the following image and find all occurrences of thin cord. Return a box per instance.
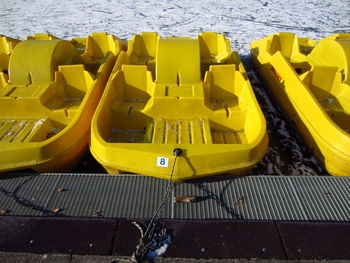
[141,153,178,243]
[133,148,182,262]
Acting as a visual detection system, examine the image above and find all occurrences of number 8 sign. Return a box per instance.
[156,156,169,167]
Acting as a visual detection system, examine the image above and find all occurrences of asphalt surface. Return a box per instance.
[1,253,350,263]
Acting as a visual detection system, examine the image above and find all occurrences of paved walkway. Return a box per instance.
[1,252,349,263]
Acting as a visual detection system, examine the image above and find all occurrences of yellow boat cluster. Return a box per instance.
[0,32,349,179]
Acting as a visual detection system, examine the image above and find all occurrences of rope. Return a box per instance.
[132,148,182,263]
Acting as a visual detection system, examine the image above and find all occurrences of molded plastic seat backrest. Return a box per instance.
[127,32,159,60]
[309,39,350,84]
[198,32,231,61]
[267,33,295,58]
[156,38,201,85]
[9,40,78,85]
[85,32,123,59]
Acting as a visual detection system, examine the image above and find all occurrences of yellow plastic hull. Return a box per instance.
[91,32,268,181]
[0,33,126,172]
[251,33,350,176]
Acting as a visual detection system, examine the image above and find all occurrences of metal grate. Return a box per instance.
[0,173,349,221]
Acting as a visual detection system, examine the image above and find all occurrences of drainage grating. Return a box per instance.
[0,173,349,221]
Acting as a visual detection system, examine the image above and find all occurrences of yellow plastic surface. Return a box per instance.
[251,32,350,176]
[91,32,268,181]
[0,33,126,172]
[0,35,20,87]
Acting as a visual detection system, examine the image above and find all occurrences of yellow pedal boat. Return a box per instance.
[91,32,268,181]
[0,33,126,172]
[251,33,350,176]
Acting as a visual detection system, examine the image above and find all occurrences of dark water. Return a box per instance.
[244,57,327,176]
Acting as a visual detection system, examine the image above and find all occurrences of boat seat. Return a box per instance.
[308,39,350,84]
[9,39,78,86]
[198,32,231,63]
[156,38,201,85]
[127,32,158,65]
